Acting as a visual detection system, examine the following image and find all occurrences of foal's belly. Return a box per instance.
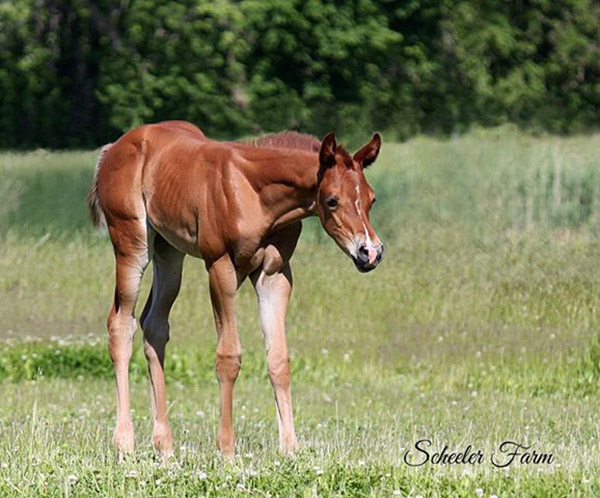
[149,217,204,258]
[147,207,266,265]
[144,182,223,259]
[144,187,210,258]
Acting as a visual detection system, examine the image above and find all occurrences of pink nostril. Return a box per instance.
[367,247,378,265]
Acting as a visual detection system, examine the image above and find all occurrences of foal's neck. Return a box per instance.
[242,149,319,231]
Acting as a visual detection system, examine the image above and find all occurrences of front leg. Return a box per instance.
[249,222,302,454]
[251,264,298,454]
[208,255,241,459]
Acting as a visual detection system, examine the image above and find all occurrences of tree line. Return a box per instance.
[1,0,599,148]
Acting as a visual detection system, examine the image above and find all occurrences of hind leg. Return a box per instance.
[140,235,185,459]
[106,219,151,462]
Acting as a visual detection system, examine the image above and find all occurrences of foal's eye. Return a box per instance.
[326,197,339,209]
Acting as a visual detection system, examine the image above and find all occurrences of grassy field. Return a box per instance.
[2,127,600,496]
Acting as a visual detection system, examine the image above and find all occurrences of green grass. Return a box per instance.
[2,127,600,495]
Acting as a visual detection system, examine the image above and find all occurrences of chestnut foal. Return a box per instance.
[88,120,384,461]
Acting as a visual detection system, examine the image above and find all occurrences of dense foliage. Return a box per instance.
[1,0,600,148]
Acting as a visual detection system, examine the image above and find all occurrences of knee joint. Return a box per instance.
[107,319,136,363]
[108,335,133,364]
[267,353,290,386]
[216,352,242,382]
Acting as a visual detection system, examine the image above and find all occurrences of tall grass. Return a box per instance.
[3,128,600,365]
[4,126,600,240]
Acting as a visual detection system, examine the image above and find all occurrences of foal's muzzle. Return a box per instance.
[353,244,384,273]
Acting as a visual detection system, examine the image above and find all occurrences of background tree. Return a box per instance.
[1,0,600,148]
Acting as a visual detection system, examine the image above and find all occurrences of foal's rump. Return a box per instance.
[88,121,225,258]
[88,121,206,227]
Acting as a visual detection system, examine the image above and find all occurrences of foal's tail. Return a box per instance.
[87,144,112,229]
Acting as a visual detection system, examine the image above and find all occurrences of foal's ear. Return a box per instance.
[353,133,381,168]
[319,132,337,171]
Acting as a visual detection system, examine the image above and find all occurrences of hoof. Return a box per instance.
[217,428,236,460]
[217,439,235,461]
[152,425,174,461]
[113,428,135,464]
[280,439,299,456]
[220,449,235,461]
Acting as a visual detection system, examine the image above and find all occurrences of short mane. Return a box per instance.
[248,131,320,153]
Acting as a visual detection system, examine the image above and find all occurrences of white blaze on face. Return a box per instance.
[354,185,378,265]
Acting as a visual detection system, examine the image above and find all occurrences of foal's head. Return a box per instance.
[316,132,384,273]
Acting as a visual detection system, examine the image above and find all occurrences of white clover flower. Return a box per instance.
[475,488,484,497]
[67,475,78,484]
[197,471,208,480]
